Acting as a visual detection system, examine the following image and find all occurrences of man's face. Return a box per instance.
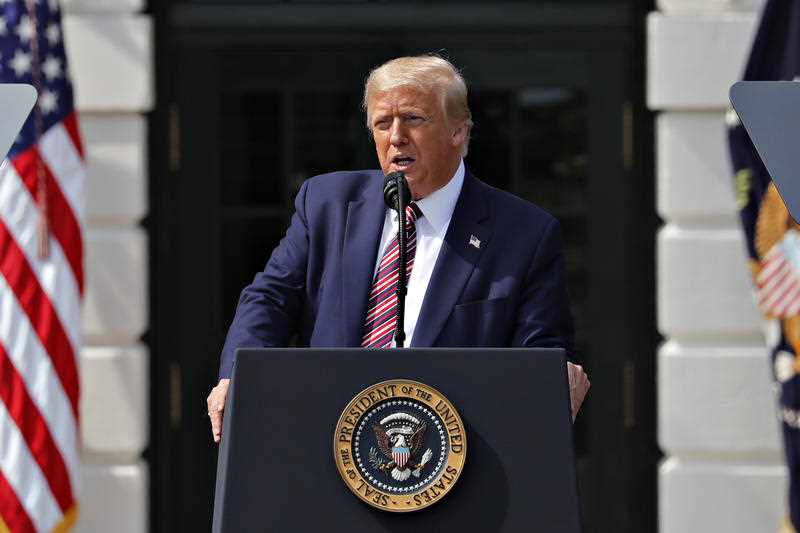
[368,85,467,200]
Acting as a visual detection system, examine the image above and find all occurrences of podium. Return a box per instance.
[212,348,582,532]
[730,81,800,222]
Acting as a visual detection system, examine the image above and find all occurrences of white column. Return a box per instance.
[63,1,152,531]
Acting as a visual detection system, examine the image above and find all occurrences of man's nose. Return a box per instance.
[389,118,407,146]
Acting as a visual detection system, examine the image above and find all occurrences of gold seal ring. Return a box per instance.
[333,379,467,512]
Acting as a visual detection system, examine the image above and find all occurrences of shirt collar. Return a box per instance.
[403,159,464,234]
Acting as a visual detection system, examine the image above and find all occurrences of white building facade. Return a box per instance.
[650,0,789,531]
[59,0,800,529]
[63,0,151,530]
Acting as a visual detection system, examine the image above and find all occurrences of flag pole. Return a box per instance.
[25,0,49,259]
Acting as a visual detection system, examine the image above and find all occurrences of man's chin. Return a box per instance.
[387,164,416,176]
[382,167,419,184]
[379,167,425,197]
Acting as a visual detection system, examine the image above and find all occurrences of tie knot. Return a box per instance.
[405,202,422,223]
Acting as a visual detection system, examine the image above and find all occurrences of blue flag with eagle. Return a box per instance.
[728,1,800,530]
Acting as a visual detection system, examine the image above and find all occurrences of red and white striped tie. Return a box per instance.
[362,203,421,348]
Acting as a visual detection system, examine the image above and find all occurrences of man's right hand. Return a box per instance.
[207,378,230,443]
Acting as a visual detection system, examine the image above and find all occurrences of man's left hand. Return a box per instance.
[567,362,590,422]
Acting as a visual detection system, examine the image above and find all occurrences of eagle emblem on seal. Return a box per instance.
[369,412,433,481]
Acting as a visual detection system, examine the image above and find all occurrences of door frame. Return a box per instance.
[149,3,656,531]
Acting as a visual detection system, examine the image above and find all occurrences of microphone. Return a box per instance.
[383,171,410,211]
[382,171,410,348]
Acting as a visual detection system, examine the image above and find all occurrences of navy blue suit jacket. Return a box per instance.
[219,169,574,378]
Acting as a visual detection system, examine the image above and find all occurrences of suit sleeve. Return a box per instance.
[217,180,312,379]
[511,217,576,360]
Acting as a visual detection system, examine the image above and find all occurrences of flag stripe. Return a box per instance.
[757,257,789,289]
[775,284,800,316]
[0,274,78,493]
[775,278,800,307]
[758,253,787,282]
[0,400,62,533]
[0,469,34,533]
[763,271,798,309]
[0,221,79,420]
[39,121,85,221]
[61,113,84,161]
[758,261,792,301]
[0,346,74,512]
[0,162,81,352]
[12,147,84,294]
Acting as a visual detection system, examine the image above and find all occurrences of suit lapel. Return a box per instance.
[412,173,492,347]
[341,173,386,346]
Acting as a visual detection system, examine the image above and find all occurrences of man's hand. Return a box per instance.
[567,362,590,422]
[207,378,230,443]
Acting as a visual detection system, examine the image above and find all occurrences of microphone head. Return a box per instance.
[383,171,409,211]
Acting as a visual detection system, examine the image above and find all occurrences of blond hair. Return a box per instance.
[363,55,473,156]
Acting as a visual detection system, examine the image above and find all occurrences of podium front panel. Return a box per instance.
[212,348,581,532]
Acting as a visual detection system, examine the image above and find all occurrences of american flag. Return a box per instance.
[0,0,83,531]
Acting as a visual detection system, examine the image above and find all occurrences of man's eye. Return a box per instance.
[405,116,424,124]
[374,120,390,130]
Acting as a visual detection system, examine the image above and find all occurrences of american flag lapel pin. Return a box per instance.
[469,234,481,249]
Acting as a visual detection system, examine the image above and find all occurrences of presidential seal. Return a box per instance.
[333,379,467,512]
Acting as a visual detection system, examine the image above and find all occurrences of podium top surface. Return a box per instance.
[212,347,581,533]
[730,81,800,222]
[0,84,36,161]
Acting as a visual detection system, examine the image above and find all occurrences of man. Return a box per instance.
[208,55,590,442]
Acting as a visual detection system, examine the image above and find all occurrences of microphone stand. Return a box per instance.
[394,174,408,348]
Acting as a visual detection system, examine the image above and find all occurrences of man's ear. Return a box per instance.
[451,121,469,147]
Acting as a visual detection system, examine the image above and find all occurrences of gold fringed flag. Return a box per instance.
[728,0,800,529]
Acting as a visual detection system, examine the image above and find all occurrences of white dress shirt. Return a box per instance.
[372,159,465,346]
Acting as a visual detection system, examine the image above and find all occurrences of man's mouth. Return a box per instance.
[391,155,416,170]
